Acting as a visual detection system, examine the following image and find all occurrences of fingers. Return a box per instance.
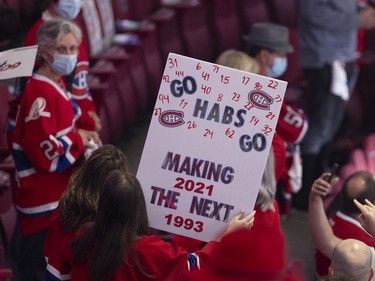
[365,199,375,208]
[354,199,367,213]
[246,210,256,228]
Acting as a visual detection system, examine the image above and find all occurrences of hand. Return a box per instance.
[88,111,102,132]
[224,210,256,236]
[353,199,375,238]
[309,172,339,203]
[78,129,100,147]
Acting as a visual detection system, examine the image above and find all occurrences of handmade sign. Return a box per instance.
[137,53,287,241]
[0,46,38,80]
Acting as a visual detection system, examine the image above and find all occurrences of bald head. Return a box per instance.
[330,239,373,281]
[341,171,375,215]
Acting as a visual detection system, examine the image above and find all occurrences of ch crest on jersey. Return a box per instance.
[25,97,51,122]
[72,63,88,97]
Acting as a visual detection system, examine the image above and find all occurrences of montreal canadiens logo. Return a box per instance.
[248,90,274,110]
[159,110,185,127]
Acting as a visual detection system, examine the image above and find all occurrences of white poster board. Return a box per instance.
[0,46,38,80]
[137,53,287,241]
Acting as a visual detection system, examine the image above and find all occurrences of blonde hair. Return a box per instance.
[215,49,260,74]
[255,148,277,212]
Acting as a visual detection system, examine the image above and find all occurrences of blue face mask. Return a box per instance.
[50,53,77,75]
[56,0,82,20]
[268,57,287,78]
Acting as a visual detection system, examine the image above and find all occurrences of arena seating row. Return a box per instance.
[74,0,304,144]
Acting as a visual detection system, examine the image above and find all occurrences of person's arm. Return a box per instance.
[308,173,342,259]
[216,210,256,241]
[353,199,375,238]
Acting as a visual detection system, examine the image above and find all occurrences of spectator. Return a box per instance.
[316,171,375,276]
[11,19,99,281]
[43,144,129,281]
[8,0,101,139]
[293,0,375,212]
[242,22,308,213]
[70,171,256,281]
[308,173,375,281]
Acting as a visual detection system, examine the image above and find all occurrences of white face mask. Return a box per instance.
[56,0,82,20]
[50,53,77,75]
[268,57,288,78]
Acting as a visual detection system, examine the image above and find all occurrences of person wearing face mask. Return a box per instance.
[7,0,101,148]
[11,19,99,281]
[243,23,309,214]
[243,22,293,79]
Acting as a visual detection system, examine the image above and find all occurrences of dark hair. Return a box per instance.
[246,44,273,57]
[59,144,129,232]
[71,171,150,281]
[341,171,375,215]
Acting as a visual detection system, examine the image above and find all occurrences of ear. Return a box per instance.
[41,50,53,64]
[368,267,374,281]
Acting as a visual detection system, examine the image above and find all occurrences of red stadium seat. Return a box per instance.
[121,20,164,98]
[202,0,242,58]
[237,0,271,33]
[167,0,215,61]
[148,7,186,61]
[111,0,156,21]
[268,0,298,28]
[89,60,125,142]
[87,74,112,144]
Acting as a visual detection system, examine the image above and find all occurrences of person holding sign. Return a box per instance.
[69,170,255,281]
[43,144,129,281]
[12,19,99,281]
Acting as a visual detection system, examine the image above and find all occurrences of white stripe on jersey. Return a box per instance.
[16,200,59,215]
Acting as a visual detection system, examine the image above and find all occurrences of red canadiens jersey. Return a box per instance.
[24,14,96,131]
[12,74,84,235]
[276,102,308,144]
[44,208,76,281]
[70,235,219,281]
[316,211,375,276]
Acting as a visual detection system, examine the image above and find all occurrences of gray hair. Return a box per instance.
[36,18,82,61]
[255,148,276,211]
